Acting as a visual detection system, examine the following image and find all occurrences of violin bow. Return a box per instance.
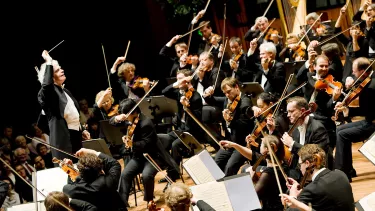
[49,40,65,53]
[204,0,211,11]
[272,74,294,117]
[297,13,323,46]
[213,37,228,90]
[318,21,362,46]
[256,18,276,41]
[180,21,210,38]
[143,153,174,184]
[262,0,276,17]
[124,40,131,59]
[187,13,195,54]
[0,157,73,211]
[291,6,311,45]
[25,135,79,159]
[101,43,112,89]
[346,59,375,92]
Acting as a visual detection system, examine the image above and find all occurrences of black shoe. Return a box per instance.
[158,177,168,183]
[349,168,357,178]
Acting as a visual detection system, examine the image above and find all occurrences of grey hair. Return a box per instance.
[255,16,268,23]
[306,12,320,22]
[259,42,277,55]
[38,60,59,84]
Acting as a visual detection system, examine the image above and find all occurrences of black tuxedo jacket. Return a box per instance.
[38,64,81,159]
[222,53,254,82]
[63,153,126,211]
[70,199,98,211]
[288,169,355,211]
[252,60,286,96]
[353,9,375,52]
[159,45,191,77]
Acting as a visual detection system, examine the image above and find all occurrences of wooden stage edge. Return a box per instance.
[120,142,375,211]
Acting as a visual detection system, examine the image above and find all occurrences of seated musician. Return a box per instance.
[197,21,221,59]
[214,77,254,176]
[248,42,286,97]
[109,98,179,207]
[281,96,329,180]
[190,51,225,151]
[279,34,307,62]
[300,12,334,42]
[283,144,354,211]
[62,148,126,211]
[110,58,151,102]
[221,135,287,211]
[158,69,203,185]
[164,183,215,211]
[44,191,98,211]
[244,16,282,62]
[336,5,369,84]
[296,54,341,169]
[221,36,253,82]
[159,35,191,77]
[334,57,375,182]
[353,1,375,58]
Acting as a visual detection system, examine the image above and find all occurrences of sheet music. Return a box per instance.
[183,154,215,184]
[359,136,375,165]
[36,167,68,200]
[6,202,46,211]
[190,181,233,211]
[357,192,375,211]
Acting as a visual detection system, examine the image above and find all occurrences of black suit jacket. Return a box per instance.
[70,199,98,211]
[195,200,216,211]
[162,85,203,139]
[38,64,81,160]
[253,60,286,96]
[289,169,355,211]
[63,153,126,211]
[222,53,254,82]
[159,45,191,77]
[353,9,375,51]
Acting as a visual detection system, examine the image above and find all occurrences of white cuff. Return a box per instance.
[110,68,116,74]
[247,49,255,57]
[263,69,269,74]
[95,152,101,157]
[305,60,310,68]
[46,61,52,65]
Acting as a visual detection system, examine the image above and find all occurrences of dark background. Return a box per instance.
[0,0,346,136]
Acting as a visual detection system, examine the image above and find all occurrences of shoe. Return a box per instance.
[158,177,168,183]
[349,168,357,178]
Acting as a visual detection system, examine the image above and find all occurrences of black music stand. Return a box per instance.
[138,95,178,120]
[283,61,305,84]
[82,138,112,157]
[173,131,204,155]
[240,82,264,105]
[99,120,125,146]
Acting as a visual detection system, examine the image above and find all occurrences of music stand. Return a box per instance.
[166,77,177,85]
[173,131,204,155]
[138,95,178,120]
[82,138,112,157]
[283,61,305,84]
[240,82,264,105]
[99,120,126,146]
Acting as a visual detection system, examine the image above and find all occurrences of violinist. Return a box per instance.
[245,16,283,62]
[44,191,98,211]
[214,78,253,176]
[62,148,126,211]
[110,58,151,102]
[281,97,329,180]
[280,34,307,62]
[282,144,354,211]
[334,57,375,182]
[159,35,191,77]
[110,98,180,208]
[364,3,375,58]
[197,21,222,63]
[300,12,334,42]
[335,5,369,84]
[158,69,203,186]
[221,135,287,211]
[221,36,253,82]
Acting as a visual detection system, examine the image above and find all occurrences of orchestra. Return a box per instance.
[3,1,375,211]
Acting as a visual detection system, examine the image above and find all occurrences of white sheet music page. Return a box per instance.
[36,167,68,200]
[359,134,375,165]
[190,181,233,211]
[183,153,215,184]
[358,192,375,211]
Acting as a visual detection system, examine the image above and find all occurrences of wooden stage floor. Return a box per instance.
[121,141,375,211]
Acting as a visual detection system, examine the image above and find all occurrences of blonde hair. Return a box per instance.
[175,43,188,51]
[95,90,114,104]
[38,60,60,84]
[165,183,192,211]
[117,62,135,78]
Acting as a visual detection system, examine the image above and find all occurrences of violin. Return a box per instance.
[246,108,273,149]
[292,44,307,61]
[125,114,140,150]
[314,74,343,95]
[251,154,267,183]
[230,51,244,69]
[225,95,240,124]
[52,157,80,182]
[130,77,155,89]
[264,28,280,42]
[107,104,119,117]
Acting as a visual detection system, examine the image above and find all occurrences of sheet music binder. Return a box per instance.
[189,173,262,211]
[355,192,375,211]
[100,120,126,146]
[6,201,46,211]
[182,149,225,185]
[173,130,204,155]
[358,131,375,166]
[36,167,68,201]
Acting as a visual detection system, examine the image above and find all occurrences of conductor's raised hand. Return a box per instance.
[42,50,52,63]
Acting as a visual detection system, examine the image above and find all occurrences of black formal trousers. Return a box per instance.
[118,156,159,202]
[214,148,247,176]
[335,120,375,177]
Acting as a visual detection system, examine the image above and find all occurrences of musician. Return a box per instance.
[215,78,254,176]
[220,135,287,211]
[62,148,126,211]
[279,34,307,62]
[109,98,179,207]
[110,58,151,102]
[336,5,369,84]
[158,69,203,183]
[334,57,375,182]
[197,21,221,58]
[244,16,282,62]
[301,12,334,42]
[364,4,375,58]
[319,43,344,83]
[248,42,286,96]
[37,50,90,161]
[284,144,354,211]
[281,96,329,180]
[92,88,114,121]
[45,191,98,211]
[221,36,253,82]
[159,35,191,77]
[164,183,215,211]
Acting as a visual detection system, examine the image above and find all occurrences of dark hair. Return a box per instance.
[177,69,193,77]
[229,36,241,45]
[77,154,103,182]
[118,98,140,115]
[36,143,47,154]
[258,92,278,105]
[320,43,340,59]
[298,144,326,169]
[44,191,70,211]
[221,77,240,90]
[354,57,370,71]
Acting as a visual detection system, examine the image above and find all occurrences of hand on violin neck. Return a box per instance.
[281,132,294,148]
[180,96,190,107]
[63,158,73,166]
[115,113,128,123]
[261,58,271,70]
[252,106,262,117]
[122,136,133,148]
[222,109,234,122]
